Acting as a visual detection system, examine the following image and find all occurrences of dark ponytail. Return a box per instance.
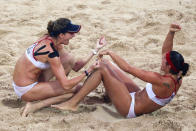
[181,63,189,76]
[47,20,55,36]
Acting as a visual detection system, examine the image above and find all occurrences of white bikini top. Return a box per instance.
[25,37,52,69]
[145,83,175,106]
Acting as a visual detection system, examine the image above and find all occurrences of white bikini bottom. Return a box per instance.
[12,82,38,98]
[127,92,136,118]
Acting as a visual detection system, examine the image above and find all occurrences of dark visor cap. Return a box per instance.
[66,23,81,33]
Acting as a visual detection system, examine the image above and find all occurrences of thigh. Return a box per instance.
[101,66,132,117]
[107,61,141,92]
[22,80,70,101]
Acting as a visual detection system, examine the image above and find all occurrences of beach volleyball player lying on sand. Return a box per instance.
[52,23,189,118]
[12,18,106,117]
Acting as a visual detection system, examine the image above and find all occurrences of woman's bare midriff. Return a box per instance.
[134,89,163,116]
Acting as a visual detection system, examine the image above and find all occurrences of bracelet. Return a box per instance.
[92,49,97,55]
[84,70,89,77]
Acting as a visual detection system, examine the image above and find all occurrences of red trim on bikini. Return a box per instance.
[32,36,54,61]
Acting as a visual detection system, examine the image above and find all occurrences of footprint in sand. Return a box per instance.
[109,42,130,51]
[0,70,7,78]
[1,98,24,108]
[0,29,12,38]
[76,4,87,10]
[91,21,104,29]
[0,52,13,65]
[194,15,196,22]
[0,81,12,90]
[83,95,108,105]
[101,0,111,5]
[153,119,182,130]
[124,13,138,24]
[76,104,97,113]
[109,12,138,26]
[71,12,89,21]
[166,9,184,20]
[144,37,160,49]
[143,21,161,29]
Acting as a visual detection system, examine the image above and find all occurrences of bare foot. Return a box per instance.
[21,102,35,117]
[21,94,74,117]
[51,102,78,111]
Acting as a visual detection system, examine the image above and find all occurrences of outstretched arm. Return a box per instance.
[162,23,181,55]
[125,64,162,84]
[72,37,107,72]
[99,50,131,73]
[99,50,162,84]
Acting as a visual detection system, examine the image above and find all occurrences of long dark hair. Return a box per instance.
[167,51,189,81]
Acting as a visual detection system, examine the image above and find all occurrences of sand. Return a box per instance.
[0,0,196,130]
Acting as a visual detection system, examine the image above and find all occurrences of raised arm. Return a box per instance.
[162,23,181,55]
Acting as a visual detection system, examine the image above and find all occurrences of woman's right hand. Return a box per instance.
[170,23,181,32]
[98,50,111,58]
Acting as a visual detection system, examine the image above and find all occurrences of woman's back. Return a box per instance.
[13,53,41,86]
[135,76,181,115]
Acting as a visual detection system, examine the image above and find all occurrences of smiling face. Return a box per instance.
[58,32,75,45]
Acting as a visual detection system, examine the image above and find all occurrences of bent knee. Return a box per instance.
[99,59,112,71]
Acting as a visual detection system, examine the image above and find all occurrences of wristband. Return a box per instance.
[92,49,97,55]
[84,70,89,77]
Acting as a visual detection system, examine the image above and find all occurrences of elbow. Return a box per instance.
[62,83,73,91]
[60,80,73,90]
[72,61,84,72]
